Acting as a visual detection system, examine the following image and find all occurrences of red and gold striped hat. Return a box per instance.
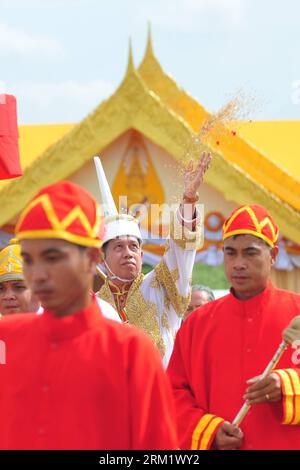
[15,181,104,248]
[223,204,279,248]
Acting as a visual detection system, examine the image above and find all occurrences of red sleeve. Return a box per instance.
[127,331,178,450]
[167,325,224,450]
[273,368,300,425]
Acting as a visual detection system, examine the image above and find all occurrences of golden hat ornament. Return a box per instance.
[0,238,24,283]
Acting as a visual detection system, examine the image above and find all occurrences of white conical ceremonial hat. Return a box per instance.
[94,156,118,217]
[93,156,142,244]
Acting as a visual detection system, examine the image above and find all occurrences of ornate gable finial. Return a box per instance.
[139,23,162,74]
[146,22,154,58]
[126,37,135,74]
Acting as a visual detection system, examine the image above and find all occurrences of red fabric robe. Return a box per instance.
[168,282,300,450]
[0,298,178,449]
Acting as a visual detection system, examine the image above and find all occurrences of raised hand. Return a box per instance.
[184,151,212,199]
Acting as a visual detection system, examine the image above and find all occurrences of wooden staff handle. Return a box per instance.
[232,341,287,426]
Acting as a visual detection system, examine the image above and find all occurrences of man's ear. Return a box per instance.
[270,245,279,265]
[87,247,101,267]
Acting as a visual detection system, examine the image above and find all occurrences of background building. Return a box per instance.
[1,32,300,291]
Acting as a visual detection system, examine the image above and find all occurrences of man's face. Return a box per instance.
[0,279,39,315]
[223,234,278,300]
[21,238,98,315]
[104,236,143,281]
[184,290,210,319]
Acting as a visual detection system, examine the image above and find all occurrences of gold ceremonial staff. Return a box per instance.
[96,265,107,281]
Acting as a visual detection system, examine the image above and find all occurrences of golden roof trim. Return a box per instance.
[138,37,300,211]
[0,39,299,244]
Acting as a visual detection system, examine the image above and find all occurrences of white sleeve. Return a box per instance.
[96,297,121,323]
[154,208,203,317]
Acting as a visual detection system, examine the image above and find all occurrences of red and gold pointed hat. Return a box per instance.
[15,181,104,247]
[223,204,279,248]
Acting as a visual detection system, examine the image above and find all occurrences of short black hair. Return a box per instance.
[101,241,109,256]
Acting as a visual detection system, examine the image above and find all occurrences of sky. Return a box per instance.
[0,0,299,124]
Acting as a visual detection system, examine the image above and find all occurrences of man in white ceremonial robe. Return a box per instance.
[97,152,211,367]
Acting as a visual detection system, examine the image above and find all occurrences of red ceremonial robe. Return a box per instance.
[0,298,178,449]
[168,282,300,450]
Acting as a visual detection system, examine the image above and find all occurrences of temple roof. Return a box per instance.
[1,32,300,244]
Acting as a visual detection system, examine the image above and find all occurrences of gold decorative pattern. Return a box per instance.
[98,283,116,309]
[0,243,24,281]
[162,311,170,330]
[5,261,13,273]
[155,259,190,317]
[106,280,132,314]
[150,275,160,289]
[164,295,171,312]
[170,268,180,283]
[98,274,166,356]
[112,130,165,210]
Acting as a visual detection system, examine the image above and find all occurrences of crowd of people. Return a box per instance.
[0,151,300,450]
